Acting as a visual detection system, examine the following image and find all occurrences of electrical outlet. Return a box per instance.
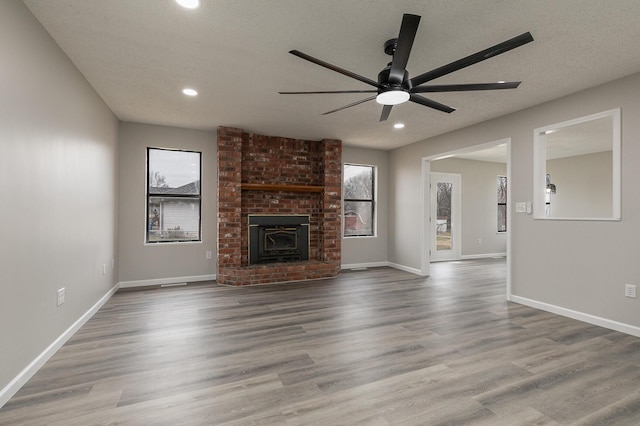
[625,284,636,299]
[206,251,212,260]
[57,287,65,306]
[102,264,106,275]
[478,238,482,245]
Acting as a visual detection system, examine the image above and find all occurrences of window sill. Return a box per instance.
[144,240,203,247]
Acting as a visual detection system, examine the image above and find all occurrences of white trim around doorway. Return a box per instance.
[421,138,512,300]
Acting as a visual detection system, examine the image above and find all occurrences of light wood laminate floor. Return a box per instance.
[2,258,640,425]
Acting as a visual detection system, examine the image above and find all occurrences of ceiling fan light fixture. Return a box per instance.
[376,90,410,105]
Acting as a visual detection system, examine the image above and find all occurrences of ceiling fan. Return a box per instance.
[280,14,533,122]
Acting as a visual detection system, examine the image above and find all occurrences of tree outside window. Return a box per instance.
[343,164,375,237]
[497,175,507,232]
[147,148,202,243]
[436,182,453,250]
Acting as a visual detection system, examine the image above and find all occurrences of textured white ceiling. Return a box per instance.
[23,0,640,150]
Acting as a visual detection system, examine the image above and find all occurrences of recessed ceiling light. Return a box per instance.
[176,0,200,9]
[393,123,405,129]
[182,88,198,96]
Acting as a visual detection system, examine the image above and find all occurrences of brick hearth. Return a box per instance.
[216,126,342,286]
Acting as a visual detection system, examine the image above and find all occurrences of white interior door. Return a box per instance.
[430,172,461,262]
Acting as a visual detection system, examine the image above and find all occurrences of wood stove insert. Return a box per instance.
[248,215,310,264]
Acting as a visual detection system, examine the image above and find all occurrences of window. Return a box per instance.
[343,164,375,237]
[147,148,201,243]
[497,175,507,232]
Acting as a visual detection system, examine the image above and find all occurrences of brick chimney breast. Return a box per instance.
[216,127,342,285]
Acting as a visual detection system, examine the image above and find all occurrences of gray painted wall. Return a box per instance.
[118,122,217,285]
[342,146,389,266]
[0,0,119,394]
[390,72,640,329]
[431,158,507,257]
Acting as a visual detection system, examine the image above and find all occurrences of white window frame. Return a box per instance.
[343,163,377,238]
[146,147,202,244]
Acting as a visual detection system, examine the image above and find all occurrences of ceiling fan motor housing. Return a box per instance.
[378,66,409,91]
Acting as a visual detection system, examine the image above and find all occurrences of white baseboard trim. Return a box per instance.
[387,262,424,276]
[0,282,120,408]
[341,261,389,270]
[460,252,507,260]
[510,295,640,338]
[341,261,424,276]
[118,274,216,289]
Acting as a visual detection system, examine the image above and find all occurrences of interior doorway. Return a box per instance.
[421,138,512,299]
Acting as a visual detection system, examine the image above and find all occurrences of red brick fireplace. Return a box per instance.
[216,126,342,286]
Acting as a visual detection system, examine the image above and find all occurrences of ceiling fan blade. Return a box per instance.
[380,105,393,122]
[409,94,456,113]
[289,50,381,88]
[279,90,378,94]
[411,81,521,93]
[321,95,377,116]
[388,14,421,85]
[409,32,534,87]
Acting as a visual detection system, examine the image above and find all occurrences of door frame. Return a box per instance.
[420,138,513,300]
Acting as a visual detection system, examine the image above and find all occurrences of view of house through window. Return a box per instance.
[497,175,507,232]
[343,164,375,237]
[147,148,201,243]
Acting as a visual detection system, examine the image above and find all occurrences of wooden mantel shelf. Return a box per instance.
[241,183,324,193]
